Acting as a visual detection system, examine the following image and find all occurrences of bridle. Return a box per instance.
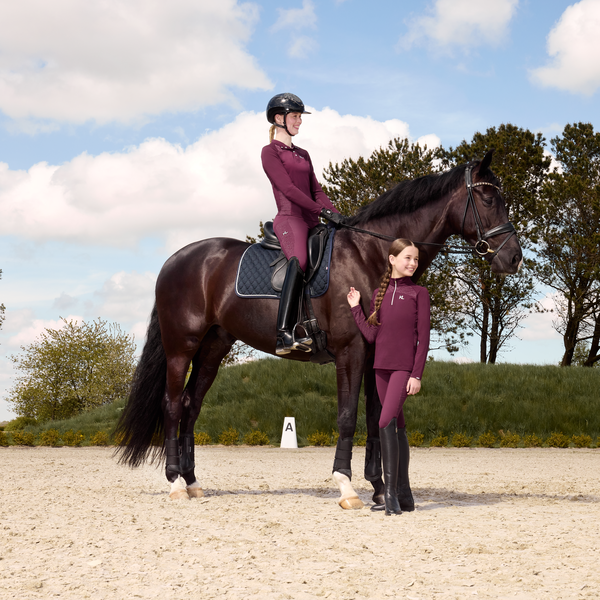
[462,164,516,258]
[339,164,517,259]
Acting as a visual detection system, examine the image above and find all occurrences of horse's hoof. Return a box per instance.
[372,493,385,506]
[169,488,190,500]
[338,495,364,510]
[186,485,205,498]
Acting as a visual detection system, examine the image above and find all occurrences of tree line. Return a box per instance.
[321,122,600,368]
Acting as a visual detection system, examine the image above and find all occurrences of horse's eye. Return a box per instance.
[481,194,494,206]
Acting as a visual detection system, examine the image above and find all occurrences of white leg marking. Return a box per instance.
[169,477,190,500]
[333,471,364,510]
[186,480,205,498]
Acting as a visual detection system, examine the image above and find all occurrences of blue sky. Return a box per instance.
[1,0,599,421]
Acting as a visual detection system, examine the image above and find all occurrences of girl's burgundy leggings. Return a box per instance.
[375,369,411,429]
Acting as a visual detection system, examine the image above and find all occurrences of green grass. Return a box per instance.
[6,359,600,447]
[409,362,600,441]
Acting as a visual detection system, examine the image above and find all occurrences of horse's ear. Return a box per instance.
[478,149,494,174]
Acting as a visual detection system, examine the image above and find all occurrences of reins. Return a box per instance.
[338,222,475,255]
[338,164,516,258]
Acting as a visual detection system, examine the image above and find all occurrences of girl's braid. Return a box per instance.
[367,264,393,326]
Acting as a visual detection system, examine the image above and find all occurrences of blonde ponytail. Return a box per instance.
[269,125,277,142]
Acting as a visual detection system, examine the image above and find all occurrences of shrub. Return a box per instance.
[243,430,270,446]
[545,432,569,448]
[89,431,110,446]
[451,433,473,448]
[306,431,332,446]
[571,434,592,448]
[523,434,543,448]
[408,431,424,447]
[0,431,8,447]
[218,428,239,446]
[4,416,37,431]
[477,431,497,448]
[354,432,367,446]
[194,432,212,445]
[12,431,35,446]
[39,429,62,447]
[500,432,521,448]
[62,430,85,447]
[429,434,448,448]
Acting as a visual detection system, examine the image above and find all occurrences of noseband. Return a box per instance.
[463,165,516,258]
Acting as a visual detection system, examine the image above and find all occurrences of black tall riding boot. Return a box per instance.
[275,257,312,355]
[397,427,415,512]
[375,418,401,516]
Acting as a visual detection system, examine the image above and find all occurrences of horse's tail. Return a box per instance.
[114,304,166,468]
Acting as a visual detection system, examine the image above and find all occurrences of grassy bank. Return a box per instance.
[2,359,599,447]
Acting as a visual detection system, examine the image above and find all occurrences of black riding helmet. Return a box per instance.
[266,93,311,136]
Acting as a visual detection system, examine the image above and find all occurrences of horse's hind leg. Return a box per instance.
[162,350,195,500]
[176,327,236,499]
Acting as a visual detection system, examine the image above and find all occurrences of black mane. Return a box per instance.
[348,160,500,225]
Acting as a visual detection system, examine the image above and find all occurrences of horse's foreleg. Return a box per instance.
[178,327,236,499]
[364,361,384,505]
[332,352,365,510]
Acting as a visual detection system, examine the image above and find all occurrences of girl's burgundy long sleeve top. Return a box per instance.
[261,140,339,227]
[351,277,430,378]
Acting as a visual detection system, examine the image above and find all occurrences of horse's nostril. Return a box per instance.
[516,256,523,272]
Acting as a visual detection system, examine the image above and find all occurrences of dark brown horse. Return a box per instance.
[116,151,522,506]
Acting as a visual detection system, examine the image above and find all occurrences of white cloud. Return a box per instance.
[0,0,272,124]
[0,108,417,254]
[530,0,600,96]
[271,0,317,32]
[288,36,319,58]
[90,271,157,326]
[519,293,561,341]
[270,0,318,59]
[7,314,84,348]
[400,0,519,51]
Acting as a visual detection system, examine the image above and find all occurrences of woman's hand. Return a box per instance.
[406,377,421,396]
[347,287,361,308]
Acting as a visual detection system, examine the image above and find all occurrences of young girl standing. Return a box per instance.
[347,239,430,515]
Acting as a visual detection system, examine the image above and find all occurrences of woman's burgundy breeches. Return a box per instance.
[273,215,309,272]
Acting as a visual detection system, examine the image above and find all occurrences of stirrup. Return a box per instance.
[276,331,310,355]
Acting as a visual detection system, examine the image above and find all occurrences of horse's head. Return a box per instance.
[458,150,523,274]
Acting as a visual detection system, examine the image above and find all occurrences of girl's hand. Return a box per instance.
[406,377,421,395]
[347,287,361,308]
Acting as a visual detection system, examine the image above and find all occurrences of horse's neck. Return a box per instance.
[361,195,456,274]
[368,196,452,246]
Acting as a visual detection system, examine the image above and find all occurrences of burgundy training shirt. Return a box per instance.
[261,140,338,227]
[351,277,431,378]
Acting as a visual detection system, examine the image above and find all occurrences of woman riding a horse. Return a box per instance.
[261,93,345,355]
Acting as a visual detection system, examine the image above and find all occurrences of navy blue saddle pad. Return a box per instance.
[235,229,335,299]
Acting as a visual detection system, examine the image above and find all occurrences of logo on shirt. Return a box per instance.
[398,295,404,300]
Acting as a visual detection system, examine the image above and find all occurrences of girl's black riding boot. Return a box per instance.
[275,257,311,355]
[397,426,415,512]
[377,418,402,516]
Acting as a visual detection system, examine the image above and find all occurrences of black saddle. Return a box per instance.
[261,221,330,291]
